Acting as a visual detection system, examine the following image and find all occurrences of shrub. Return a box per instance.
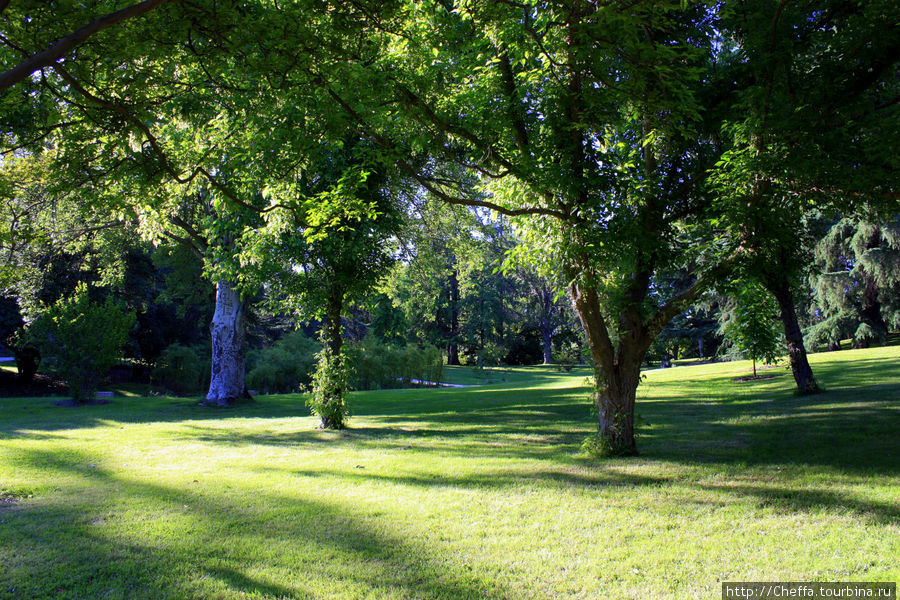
[246,331,319,394]
[152,344,205,395]
[350,337,444,390]
[853,322,884,349]
[554,344,581,372]
[27,283,135,403]
[309,345,352,429]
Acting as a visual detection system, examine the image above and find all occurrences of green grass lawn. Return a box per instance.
[1,347,898,599]
[440,364,573,386]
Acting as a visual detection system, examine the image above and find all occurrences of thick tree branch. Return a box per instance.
[321,84,567,220]
[645,258,737,341]
[497,51,529,152]
[645,277,710,341]
[0,0,170,92]
[49,65,277,215]
[568,272,615,374]
[389,81,522,177]
[162,230,204,258]
[168,213,209,250]
[408,169,567,219]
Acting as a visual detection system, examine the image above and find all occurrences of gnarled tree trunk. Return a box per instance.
[569,280,648,455]
[595,360,642,455]
[205,279,246,406]
[567,250,709,455]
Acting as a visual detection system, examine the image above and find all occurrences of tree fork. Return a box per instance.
[568,279,641,456]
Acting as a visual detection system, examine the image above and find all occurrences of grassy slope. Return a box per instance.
[0,347,897,600]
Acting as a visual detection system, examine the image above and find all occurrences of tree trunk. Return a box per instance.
[592,359,641,455]
[540,287,554,364]
[697,337,704,360]
[14,346,40,384]
[479,294,485,362]
[205,279,246,406]
[315,286,347,430]
[324,287,344,355]
[447,267,461,365]
[569,280,642,455]
[767,278,821,395]
[541,316,553,364]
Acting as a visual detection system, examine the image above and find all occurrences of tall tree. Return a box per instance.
[712,0,900,393]
[807,215,900,349]
[1,1,374,405]
[241,140,401,427]
[385,195,481,363]
[319,2,732,454]
[314,0,899,452]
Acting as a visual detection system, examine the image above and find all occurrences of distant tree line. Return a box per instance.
[1,0,897,453]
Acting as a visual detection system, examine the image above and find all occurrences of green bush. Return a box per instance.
[27,283,135,403]
[350,337,443,390]
[246,331,319,394]
[853,322,885,349]
[309,345,352,429]
[554,344,581,372]
[152,344,206,395]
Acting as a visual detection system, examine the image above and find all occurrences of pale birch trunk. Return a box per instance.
[205,279,246,406]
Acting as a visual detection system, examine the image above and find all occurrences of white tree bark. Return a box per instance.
[205,279,246,406]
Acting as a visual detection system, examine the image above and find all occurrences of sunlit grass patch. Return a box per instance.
[1,346,898,599]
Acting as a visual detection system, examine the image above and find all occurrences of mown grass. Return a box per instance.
[0,346,897,599]
[440,364,544,386]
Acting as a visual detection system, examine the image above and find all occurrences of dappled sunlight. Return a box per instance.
[2,346,899,598]
[5,446,520,600]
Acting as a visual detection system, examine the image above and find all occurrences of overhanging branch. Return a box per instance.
[50,65,273,215]
[322,84,566,220]
[0,0,170,91]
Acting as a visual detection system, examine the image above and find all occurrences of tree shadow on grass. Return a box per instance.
[269,464,670,494]
[696,482,899,525]
[3,352,898,536]
[0,395,312,435]
[0,378,585,437]
[1,447,520,600]
[637,385,899,476]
